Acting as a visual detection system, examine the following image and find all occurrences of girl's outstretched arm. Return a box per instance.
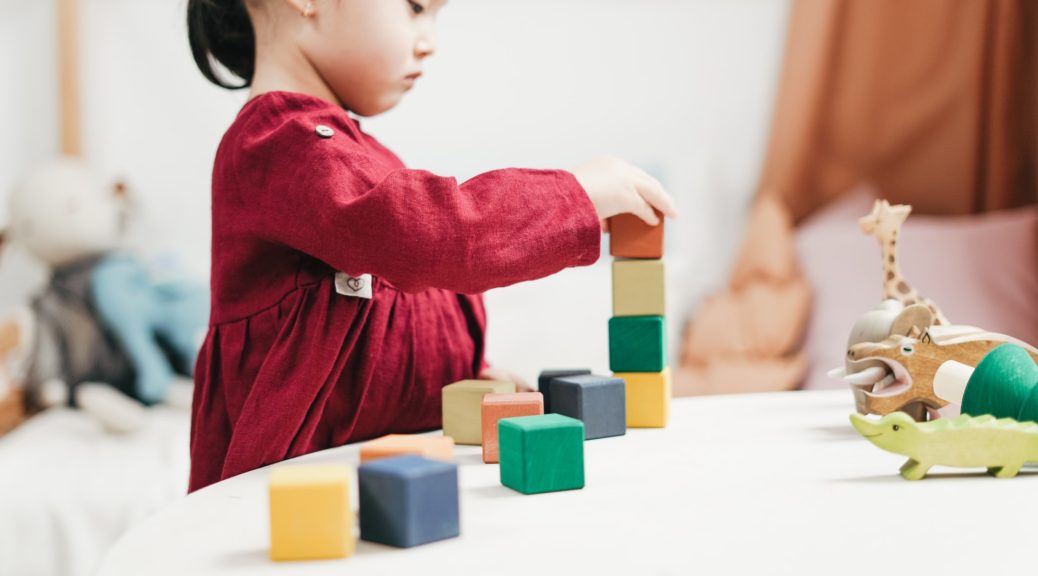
[236,116,601,294]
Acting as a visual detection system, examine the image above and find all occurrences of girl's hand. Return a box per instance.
[570,156,679,231]
[479,365,533,393]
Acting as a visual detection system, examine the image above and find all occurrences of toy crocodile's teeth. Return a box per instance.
[873,373,897,391]
[843,366,888,386]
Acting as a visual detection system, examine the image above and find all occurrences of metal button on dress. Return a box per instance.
[315,125,334,138]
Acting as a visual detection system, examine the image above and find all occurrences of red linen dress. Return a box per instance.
[189,91,600,492]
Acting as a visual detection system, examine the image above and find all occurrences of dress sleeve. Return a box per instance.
[235,117,601,294]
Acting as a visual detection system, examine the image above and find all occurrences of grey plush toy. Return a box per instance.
[1,157,207,433]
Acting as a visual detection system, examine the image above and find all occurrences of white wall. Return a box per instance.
[0,0,790,384]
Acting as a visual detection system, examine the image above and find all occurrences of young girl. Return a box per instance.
[186,0,677,492]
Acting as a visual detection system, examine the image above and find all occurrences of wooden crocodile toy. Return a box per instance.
[850,411,1038,480]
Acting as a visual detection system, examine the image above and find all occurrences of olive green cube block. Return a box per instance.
[442,380,516,445]
[608,316,666,372]
[612,259,665,317]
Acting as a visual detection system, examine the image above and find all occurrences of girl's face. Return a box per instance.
[300,0,446,116]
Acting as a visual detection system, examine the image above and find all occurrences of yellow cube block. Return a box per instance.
[269,464,354,561]
[615,367,670,428]
[612,259,665,317]
[442,380,516,445]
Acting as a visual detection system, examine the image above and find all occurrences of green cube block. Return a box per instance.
[609,316,666,372]
[499,414,584,495]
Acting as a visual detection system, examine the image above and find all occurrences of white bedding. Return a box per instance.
[0,406,190,576]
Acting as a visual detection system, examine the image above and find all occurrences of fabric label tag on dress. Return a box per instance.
[334,272,373,299]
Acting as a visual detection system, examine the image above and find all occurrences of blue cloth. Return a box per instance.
[91,254,208,404]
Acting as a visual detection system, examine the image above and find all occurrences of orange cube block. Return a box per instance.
[609,209,664,259]
[481,393,544,463]
[360,434,455,463]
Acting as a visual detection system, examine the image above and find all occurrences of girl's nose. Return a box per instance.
[415,22,436,59]
[415,38,435,59]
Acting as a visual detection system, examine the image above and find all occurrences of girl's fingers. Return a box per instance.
[629,194,660,226]
[633,171,678,219]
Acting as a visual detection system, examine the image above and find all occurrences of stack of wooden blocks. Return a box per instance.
[608,210,670,428]
[266,211,676,562]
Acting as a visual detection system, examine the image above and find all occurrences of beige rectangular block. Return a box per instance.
[442,380,516,445]
[612,259,665,317]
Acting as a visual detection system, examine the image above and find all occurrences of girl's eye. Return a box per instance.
[407,0,425,15]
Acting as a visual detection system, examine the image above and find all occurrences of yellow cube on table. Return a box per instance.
[269,464,354,561]
[614,367,671,428]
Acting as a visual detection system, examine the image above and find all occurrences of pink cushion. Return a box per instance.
[795,186,1038,390]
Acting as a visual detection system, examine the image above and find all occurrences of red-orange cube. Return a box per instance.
[609,209,664,259]
[481,393,544,463]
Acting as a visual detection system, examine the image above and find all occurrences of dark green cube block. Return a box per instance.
[609,316,666,372]
[499,414,585,495]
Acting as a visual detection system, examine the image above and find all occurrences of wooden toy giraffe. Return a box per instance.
[859,200,950,326]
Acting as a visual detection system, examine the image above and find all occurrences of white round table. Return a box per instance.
[98,390,1037,575]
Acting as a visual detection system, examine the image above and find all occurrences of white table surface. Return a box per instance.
[98,390,1038,576]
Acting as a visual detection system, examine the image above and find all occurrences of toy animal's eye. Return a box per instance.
[901,345,914,356]
[892,424,901,432]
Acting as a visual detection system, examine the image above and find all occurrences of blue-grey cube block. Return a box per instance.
[550,375,627,440]
[358,455,460,548]
[537,368,592,413]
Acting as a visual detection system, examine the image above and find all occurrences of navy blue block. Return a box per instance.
[550,375,627,440]
[358,455,460,548]
[537,368,592,413]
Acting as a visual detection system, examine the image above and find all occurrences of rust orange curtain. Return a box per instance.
[676,0,1037,396]
[761,0,1038,220]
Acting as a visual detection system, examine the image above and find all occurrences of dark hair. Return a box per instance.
[187,0,256,89]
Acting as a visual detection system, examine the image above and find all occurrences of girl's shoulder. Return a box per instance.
[211,91,404,200]
[231,91,367,149]
[220,91,402,170]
